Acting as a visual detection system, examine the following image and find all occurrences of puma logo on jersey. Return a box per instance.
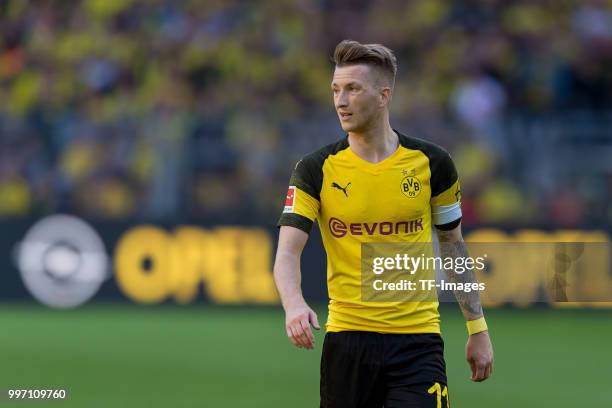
[331,182,351,197]
[455,188,462,201]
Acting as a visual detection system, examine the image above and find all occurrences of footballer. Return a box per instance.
[274,40,494,407]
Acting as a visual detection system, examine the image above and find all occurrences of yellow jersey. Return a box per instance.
[278,131,462,334]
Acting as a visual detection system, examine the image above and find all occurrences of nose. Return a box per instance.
[335,90,348,108]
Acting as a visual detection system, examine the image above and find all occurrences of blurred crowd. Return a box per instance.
[1,0,611,227]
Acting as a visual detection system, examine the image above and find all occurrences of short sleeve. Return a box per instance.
[277,159,321,234]
[430,151,462,226]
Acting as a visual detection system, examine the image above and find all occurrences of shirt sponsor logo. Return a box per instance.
[328,217,423,238]
[284,186,296,213]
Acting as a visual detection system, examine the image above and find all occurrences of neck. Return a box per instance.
[348,118,398,164]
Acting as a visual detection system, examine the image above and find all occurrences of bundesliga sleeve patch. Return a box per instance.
[284,186,296,213]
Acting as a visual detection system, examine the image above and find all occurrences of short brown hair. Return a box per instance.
[333,40,397,88]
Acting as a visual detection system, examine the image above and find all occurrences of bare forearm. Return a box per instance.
[437,232,483,320]
[273,251,305,310]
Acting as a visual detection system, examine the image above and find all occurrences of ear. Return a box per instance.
[379,87,392,108]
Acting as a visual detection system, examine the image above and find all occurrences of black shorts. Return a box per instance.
[320,332,449,408]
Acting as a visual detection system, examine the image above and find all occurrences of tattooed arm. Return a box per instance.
[436,224,483,320]
[436,221,494,382]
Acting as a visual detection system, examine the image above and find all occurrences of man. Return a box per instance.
[274,40,493,407]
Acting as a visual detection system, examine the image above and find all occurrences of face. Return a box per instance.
[331,64,390,133]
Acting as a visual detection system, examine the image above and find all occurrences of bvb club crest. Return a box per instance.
[401,169,421,198]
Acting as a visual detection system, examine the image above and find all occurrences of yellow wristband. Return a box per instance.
[466,317,488,335]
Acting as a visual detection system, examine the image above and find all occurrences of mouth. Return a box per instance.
[339,112,352,121]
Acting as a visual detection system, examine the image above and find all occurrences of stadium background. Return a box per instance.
[1,0,611,406]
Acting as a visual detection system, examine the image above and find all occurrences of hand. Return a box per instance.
[466,330,494,382]
[285,301,320,349]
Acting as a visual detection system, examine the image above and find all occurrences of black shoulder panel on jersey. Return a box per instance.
[396,130,458,197]
[290,137,349,200]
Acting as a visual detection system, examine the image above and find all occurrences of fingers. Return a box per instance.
[468,358,477,381]
[292,324,309,349]
[309,310,320,330]
[472,363,485,382]
[285,306,321,349]
[287,326,302,348]
[483,363,492,380]
[470,359,493,382]
[300,319,315,348]
[286,311,318,349]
